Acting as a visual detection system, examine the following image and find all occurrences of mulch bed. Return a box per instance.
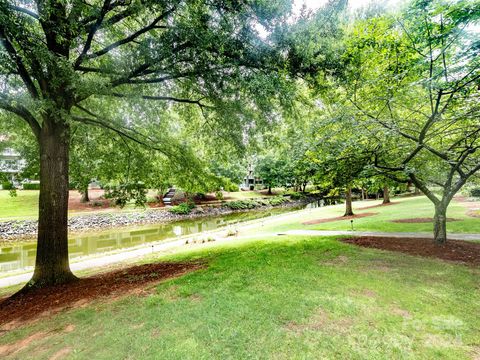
[341,236,480,266]
[391,217,461,223]
[0,261,204,329]
[303,212,378,225]
[357,201,398,210]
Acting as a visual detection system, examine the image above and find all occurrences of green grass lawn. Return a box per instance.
[255,196,480,235]
[0,190,39,220]
[2,235,479,359]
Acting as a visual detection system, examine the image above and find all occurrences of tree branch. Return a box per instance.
[0,28,39,99]
[83,8,175,61]
[0,96,41,138]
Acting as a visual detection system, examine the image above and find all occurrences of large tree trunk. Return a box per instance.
[433,204,447,244]
[344,187,354,216]
[383,186,391,204]
[27,122,76,288]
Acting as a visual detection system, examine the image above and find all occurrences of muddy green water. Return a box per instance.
[0,204,320,273]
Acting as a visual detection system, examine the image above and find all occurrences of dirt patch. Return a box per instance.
[0,331,48,357]
[341,237,480,266]
[467,210,480,218]
[68,189,112,211]
[286,308,353,334]
[353,289,377,298]
[321,255,349,266]
[391,307,412,319]
[454,197,480,218]
[0,261,204,330]
[357,201,398,210]
[391,217,461,223]
[303,212,378,225]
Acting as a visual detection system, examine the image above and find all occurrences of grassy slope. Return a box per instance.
[255,196,480,235]
[0,191,39,219]
[2,235,479,359]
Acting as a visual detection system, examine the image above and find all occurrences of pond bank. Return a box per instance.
[0,197,319,242]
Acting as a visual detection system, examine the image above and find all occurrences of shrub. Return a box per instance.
[169,202,195,215]
[1,181,14,190]
[224,200,258,210]
[470,188,480,198]
[268,196,288,206]
[285,191,305,200]
[146,196,159,204]
[215,191,224,200]
[23,183,40,190]
[224,181,239,192]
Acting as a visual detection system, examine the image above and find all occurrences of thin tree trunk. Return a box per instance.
[383,186,391,204]
[268,186,272,195]
[433,204,447,244]
[361,188,365,201]
[344,187,354,216]
[81,187,89,203]
[27,122,76,288]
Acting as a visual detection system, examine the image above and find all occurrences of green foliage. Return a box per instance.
[470,188,480,198]
[169,202,196,215]
[22,183,40,190]
[224,200,259,210]
[284,191,306,200]
[224,196,288,210]
[1,181,13,190]
[268,196,288,206]
[215,191,224,200]
[104,182,147,208]
[223,179,240,192]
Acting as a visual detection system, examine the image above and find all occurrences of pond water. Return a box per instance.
[0,203,322,273]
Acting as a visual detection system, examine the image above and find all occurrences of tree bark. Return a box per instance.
[433,204,447,244]
[80,187,90,203]
[383,186,391,204]
[27,121,76,288]
[344,187,354,216]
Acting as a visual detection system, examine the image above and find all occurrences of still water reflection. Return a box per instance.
[1,205,315,273]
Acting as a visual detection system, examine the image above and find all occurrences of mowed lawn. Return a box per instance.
[0,191,39,219]
[256,196,480,235]
[1,235,479,359]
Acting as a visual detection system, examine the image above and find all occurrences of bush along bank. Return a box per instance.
[0,196,318,241]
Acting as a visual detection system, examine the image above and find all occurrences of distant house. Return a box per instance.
[0,148,26,184]
[240,162,263,191]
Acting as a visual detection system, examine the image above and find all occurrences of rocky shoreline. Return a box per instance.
[0,199,314,242]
